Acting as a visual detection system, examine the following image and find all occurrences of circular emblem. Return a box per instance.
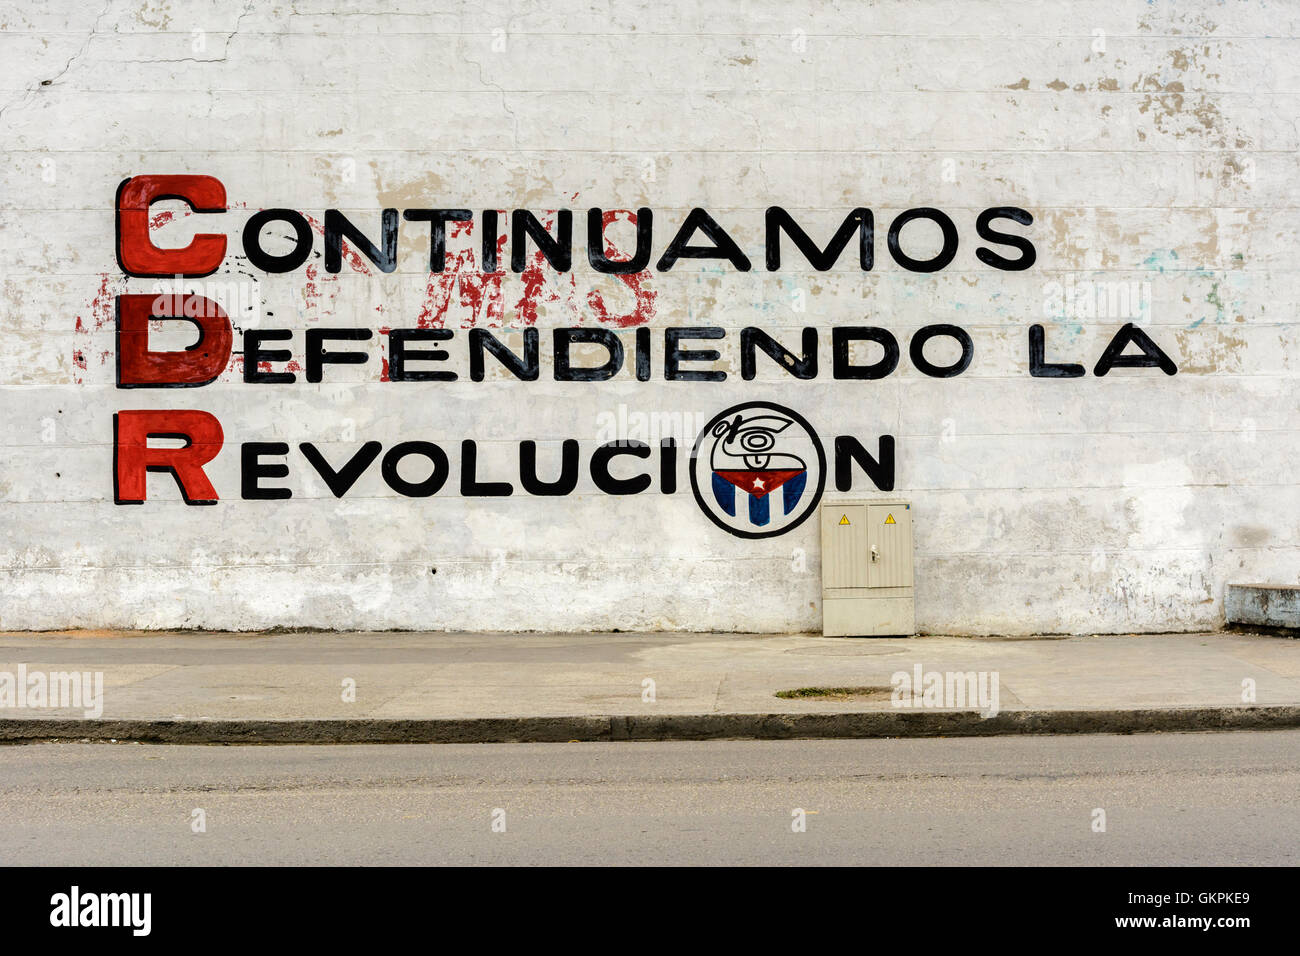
[689,401,826,539]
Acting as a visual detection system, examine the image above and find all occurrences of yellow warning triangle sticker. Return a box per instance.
[885,513,896,524]
[838,514,850,525]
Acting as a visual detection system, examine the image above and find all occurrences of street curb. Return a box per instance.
[2,705,1299,744]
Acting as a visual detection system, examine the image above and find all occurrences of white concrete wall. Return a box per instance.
[2,0,1297,634]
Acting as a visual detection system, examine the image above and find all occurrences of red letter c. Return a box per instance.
[116,174,227,277]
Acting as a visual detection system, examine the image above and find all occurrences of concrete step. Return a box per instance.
[1226,584,1300,629]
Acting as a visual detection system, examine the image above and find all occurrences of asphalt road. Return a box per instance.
[1,731,1297,865]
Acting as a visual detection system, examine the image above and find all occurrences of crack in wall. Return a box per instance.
[0,0,113,128]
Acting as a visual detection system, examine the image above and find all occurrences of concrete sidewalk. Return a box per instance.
[0,630,1297,742]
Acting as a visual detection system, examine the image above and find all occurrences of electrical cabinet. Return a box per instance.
[820,500,915,637]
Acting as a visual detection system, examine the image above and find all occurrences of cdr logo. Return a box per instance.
[689,402,827,539]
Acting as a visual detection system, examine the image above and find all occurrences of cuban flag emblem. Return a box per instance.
[708,413,809,527]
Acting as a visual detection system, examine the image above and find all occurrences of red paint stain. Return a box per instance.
[292,213,375,322]
[232,355,302,381]
[411,213,657,329]
[416,219,505,329]
[304,262,320,314]
[88,274,115,330]
[586,209,657,327]
[147,208,197,230]
[513,211,578,327]
[301,213,374,276]
[377,326,391,381]
[71,274,121,383]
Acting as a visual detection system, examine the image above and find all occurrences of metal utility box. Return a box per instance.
[820,500,915,637]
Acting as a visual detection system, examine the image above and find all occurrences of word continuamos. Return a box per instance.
[117,174,1038,278]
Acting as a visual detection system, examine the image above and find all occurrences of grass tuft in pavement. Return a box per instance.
[774,686,891,700]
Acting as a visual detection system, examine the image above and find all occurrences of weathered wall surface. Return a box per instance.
[1,0,1297,634]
